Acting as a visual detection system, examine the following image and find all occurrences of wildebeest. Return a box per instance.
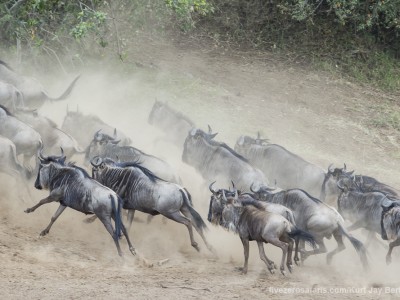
[250,185,369,270]
[24,154,136,257]
[0,105,42,171]
[148,100,195,147]
[0,135,26,178]
[91,156,214,254]
[234,133,338,200]
[61,108,131,148]
[86,130,181,184]
[0,81,24,112]
[182,128,268,190]
[209,195,316,275]
[0,60,80,109]
[15,108,84,158]
[381,200,400,264]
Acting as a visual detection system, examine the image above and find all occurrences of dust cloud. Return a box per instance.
[0,36,400,299]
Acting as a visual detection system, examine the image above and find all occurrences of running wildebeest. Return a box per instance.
[61,107,131,148]
[148,100,195,147]
[381,200,400,264]
[15,108,84,158]
[0,81,24,112]
[234,133,338,200]
[0,60,80,109]
[182,127,268,190]
[0,105,42,171]
[90,156,214,254]
[24,153,136,257]
[86,130,181,184]
[250,185,369,270]
[209,194,316,275]
[0,135,26,178]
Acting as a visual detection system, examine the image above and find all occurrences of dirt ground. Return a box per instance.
[1,35,400,299]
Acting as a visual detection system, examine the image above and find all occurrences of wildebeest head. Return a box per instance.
[38,147,66,165]
[336,175,360,193]
[90,156,113,180]
[235,133,269,149]
[220,196,241,232]
[182,127,218,163]
[207,181,238,225]
[34,162,52,190]
[250,183,276,201]
[85,129,120,160]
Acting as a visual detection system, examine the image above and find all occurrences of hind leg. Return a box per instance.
[239,237,250,274]
[256,241,276,274]
[302,237,327,260]
[386,238,400,265]
[98,215,123,256]
[326,229,345,265]
[180,206,216,254]
[127,210,135,230]
[266,237,288,276]
[111,215,136,255]
[280,235,294,273]
[164,211,200,252]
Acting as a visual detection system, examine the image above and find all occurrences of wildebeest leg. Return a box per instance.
[164,212,200,252]
[280,235,294,273]
[97,215,123,256]
[180,207,216,254]
[39,204,67,237]
[326,229,345,265]
[111,215,136,256]
[267,238,288,276]
[386,238,400,265]
[240,237,250,274]
[256,241,275,274]
[294,237,302,266]
[302,237,327,258]
[22,154,33,173]
[127,210,135,230]
[24,195,58,213]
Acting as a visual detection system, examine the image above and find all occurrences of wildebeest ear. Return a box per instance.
[110,139,121,145]
[327,163,334,174]
[237,136,244,146]
[346,170,355,176]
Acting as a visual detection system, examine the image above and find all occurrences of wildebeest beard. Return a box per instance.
[382,206,400,241]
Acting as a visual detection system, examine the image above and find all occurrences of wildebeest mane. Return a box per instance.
[112,161,164,183]
[240,198,265,210]
[159,102,195,127]
[67,161,91,178]
[208,139,249,163]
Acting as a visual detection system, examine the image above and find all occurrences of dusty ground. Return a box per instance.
[1,35,400,299]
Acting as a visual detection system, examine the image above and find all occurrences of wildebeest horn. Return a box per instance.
[336,179,345,191]
[250,183,259,193]
[110,139,121,145]
[222,190,228,203]
[327,163,334,173]
[343,163,347,171]
[208,124,212,134]
[60,147,64,157]
[113,128,117,139]
[90,156,103,167]
[208,132,218,140]
[231,180,236,190]
[209,181,217,194]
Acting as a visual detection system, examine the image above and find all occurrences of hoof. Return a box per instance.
[192,243,200,252]
[24,208,32,213]
[287,265,293,273]
[130,247,136,256]
[268,268,275,274]
[281,269,286,276]
[294,259,300,267]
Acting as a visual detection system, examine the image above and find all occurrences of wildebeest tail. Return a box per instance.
[110,195,123,239]
[44,75,81,101]
[180,189,208,231]
[288,227,317,249]
[183,188,194,206]
[338,222,369,270]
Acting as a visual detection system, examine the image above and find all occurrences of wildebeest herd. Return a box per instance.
[0,61,399,278]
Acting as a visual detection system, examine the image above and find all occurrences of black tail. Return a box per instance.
[338,222,369,270]
[288,227,317,249]
[180,189,208,231]
[45,75,81,101]
[184,188,194,206]
[110,195,122,239]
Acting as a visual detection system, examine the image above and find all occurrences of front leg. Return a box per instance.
[40,205,67,237]
[25,194,58,213]
[240,237,250,274]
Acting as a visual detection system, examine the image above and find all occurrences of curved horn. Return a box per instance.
[231,180,236,190]
[343,163,347,171]
[337,179,345,191]
[60,147,64,157]
[90,156,103,167]
[38,146,47,161]
[208,124,212,134]
[208,132,218,140]
[209,181,217,194]
[113,128,117,139]
[94,129,102,140]
[327,163,334,173]
[190,128,197,136]
[250,183,259,193]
